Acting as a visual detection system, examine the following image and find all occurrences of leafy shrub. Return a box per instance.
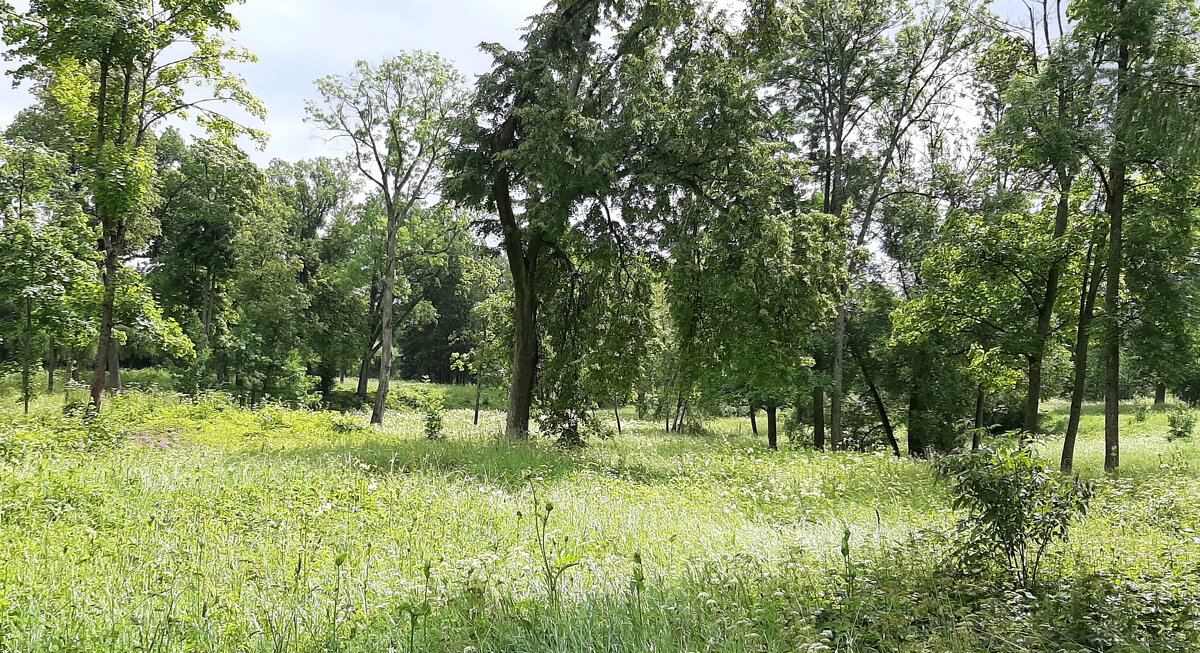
[420,387,446,441]
[1134,399,1151,423]
[936,439,1093,588]
[330,413,366,435]
[1167,405,1196,442]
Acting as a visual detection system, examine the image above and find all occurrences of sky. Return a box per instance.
[0,0,1031,167]
[0,0,548,166]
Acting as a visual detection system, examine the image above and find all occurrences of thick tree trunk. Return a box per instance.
[766,405,779,451]
[507,269,538,439]
[1023,356,1043,433]
[1155,383,1167,405]
[107,344,121,395]
[812,386,826,451]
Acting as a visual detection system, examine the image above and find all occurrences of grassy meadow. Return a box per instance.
[0,379,1198,652]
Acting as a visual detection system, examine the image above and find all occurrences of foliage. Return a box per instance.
[1167,404,1197,442]
[937,440,1094,588]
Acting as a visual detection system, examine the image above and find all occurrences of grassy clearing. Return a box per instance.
[0,385,1198,651]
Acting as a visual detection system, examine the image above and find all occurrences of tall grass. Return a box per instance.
[0,385,1197,651]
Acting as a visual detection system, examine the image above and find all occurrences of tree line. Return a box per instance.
[3,0,1200,470]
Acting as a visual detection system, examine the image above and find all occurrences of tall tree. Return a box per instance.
[2,0,265,411]
[307,53,464,425]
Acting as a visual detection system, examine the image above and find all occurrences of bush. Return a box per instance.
[1134,399,1151,423]
[1167,405,1196,442]
[420,387,446,441]
[936,439,1093,588]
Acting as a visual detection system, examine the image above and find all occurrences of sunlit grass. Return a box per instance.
[0,384,1197,651]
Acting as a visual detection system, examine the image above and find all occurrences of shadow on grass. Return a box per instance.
[244,432,692,490]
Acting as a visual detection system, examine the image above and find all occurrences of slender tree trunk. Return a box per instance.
[1103,38,1130,473]
[1025,178,1072,433]
[22,295,32,415]
[1064,232,1106,472]
[1024,355,1043,433]
[47,343,57,393]
[473,376,483,427]
[831,306,846,450]
[766,405,779,451]
[812,386,826,451]
[371,207,400,426]
[750,405,759,437]
[861,367,899,457]
[973,389,985,451]
[614,402,623,436]
[88,49,113,413]
[1155,383,1166,405]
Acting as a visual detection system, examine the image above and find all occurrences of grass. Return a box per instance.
[0,380,1198,651]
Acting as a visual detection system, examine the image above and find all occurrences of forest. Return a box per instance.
[1,0,1200,651]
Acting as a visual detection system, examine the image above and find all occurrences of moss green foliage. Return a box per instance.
[0,387,1197,651]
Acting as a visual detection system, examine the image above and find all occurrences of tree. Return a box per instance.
[1071,0,1200,470]
[307,53,465,425]
[2,0,265,411]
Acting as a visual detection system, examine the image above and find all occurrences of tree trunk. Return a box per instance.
[766,405,779,451]
[356,344,375,401]
[862,368,899,457]
[106,343,121,395]
[88,49,113,413]
[812,386,826,451]
[507,267,538,439]
[973,389,985,451]
[22,295,32,415]
[1103,38,1130,473]
[750,405,759,437]
[473,376,483,427]
[47,343,57,393]
[90,246,118,409]
[371,206,400,426]
[614,402,623,436]
[1062,230,1105,471]
[1155,383,1166,405]
[831,305,846,451]
[1025,177,1073,434]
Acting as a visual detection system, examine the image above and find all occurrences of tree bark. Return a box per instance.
[614,403,623,436]
[1155,383,1166,405]
[831,305,846,450]
[473,376,483,427]
[766,405,779,450]
[507,261,538,438]
[370,203,400,426]
[47,343,57,393]
[1103,36,1130,473]
[973,388,985,451]
[1025,175,1073,434]
[1062,248,1101,472]
[750,405,759,437]
[106,343,121,395]
[88,50,113,413]
[859,359,899,457]
[812,386,826,451]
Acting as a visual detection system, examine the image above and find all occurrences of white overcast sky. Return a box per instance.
[1,0,1026,167]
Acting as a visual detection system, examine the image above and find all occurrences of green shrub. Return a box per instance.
[1134,399,1151,422]
[936,439,1093,588]
[1167,405,1196,442]
[420,387,446,441]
